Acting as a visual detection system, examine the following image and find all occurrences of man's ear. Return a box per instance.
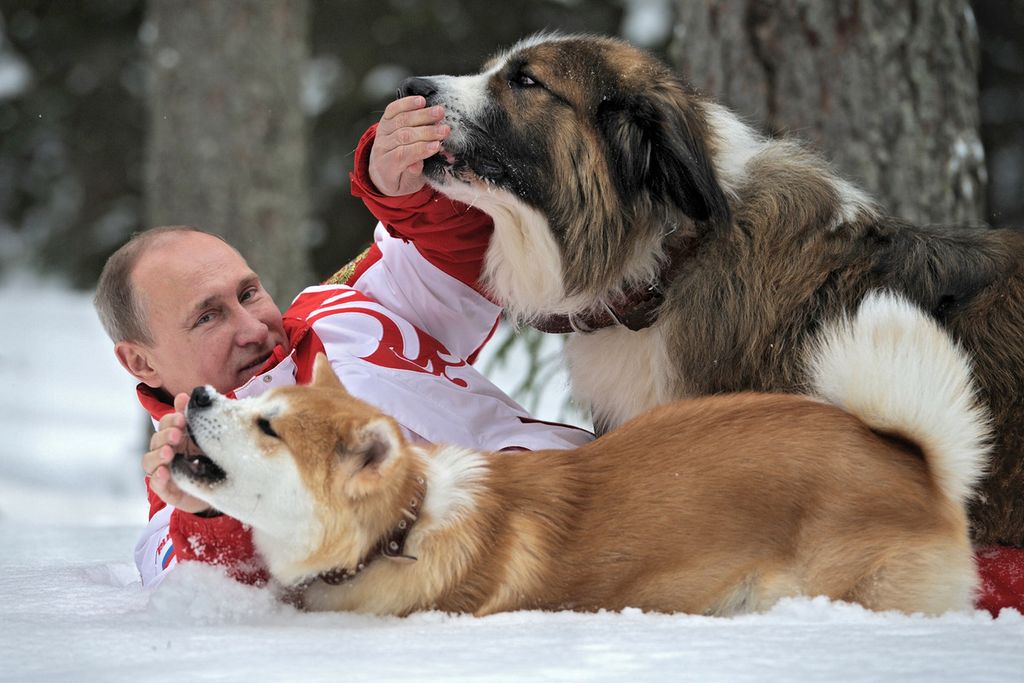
[115,341,161,388]
[312,353,348,393]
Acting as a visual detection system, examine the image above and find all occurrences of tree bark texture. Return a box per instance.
[144,0,311,303]
[670,0,986,226]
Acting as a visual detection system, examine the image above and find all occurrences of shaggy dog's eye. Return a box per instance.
[257,417,279,438]
[508,72,539,88]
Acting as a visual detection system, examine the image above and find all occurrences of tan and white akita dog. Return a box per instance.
[171,293,988,617]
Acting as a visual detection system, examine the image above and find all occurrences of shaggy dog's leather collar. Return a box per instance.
[532,284,665,333]
[531,237,695,334]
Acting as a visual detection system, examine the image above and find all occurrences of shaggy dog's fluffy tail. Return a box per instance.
[806,291,990,507]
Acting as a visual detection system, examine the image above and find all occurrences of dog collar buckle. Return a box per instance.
[611,286,664,332]
[568,312,598,334]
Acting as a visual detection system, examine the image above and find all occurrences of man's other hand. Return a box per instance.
[369,95,449,196]
[143,392,212,515]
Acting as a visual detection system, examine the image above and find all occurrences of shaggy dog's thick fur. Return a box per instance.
[169,294,986,617]
[400,33,1024,547]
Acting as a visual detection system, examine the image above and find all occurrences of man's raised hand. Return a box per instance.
[143,392,212,515]
[368,95,449,196]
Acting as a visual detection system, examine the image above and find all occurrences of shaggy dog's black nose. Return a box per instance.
[189,386,213,410]
[399,77,437,100]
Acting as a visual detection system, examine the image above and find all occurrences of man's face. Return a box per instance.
[118,232,289,397]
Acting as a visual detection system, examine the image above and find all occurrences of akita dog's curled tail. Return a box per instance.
[171,292,988,617]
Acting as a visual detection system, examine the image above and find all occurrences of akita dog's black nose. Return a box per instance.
[399,76,437,100]
[189,386,213,410]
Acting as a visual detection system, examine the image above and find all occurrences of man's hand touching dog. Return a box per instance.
[369,95,449,196]
[143,392,211,514]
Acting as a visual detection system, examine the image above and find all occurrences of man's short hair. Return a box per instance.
[94,225,217,344]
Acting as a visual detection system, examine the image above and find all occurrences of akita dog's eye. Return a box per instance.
[257,417,279,438]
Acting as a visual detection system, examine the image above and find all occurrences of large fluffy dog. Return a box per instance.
[399,34,1024,547]
[170,294,986,616]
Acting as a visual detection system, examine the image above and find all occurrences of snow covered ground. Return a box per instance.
[1,276,1022,682]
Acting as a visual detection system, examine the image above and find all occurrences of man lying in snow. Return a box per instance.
[95,95,592,588]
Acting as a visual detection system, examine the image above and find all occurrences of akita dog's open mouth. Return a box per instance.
[169,388,231,487]
[170,451,227,487]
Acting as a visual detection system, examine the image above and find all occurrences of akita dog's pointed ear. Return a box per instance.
[341,418,401,498]
[597,80,731,227]
[312,353,348,393]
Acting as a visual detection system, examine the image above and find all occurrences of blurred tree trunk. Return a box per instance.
[671,0,986,226]
[144,0,311,303]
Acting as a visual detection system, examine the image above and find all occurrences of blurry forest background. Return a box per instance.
[0,0,1021,309]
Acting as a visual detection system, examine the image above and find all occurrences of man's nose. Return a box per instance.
[235,308,270,346]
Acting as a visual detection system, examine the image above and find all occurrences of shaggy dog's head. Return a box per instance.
[170,354,424,585]
[402,33,730,320]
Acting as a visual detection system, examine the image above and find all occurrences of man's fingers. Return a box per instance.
[150,394,191,454]
[389,105,445,131]
[381,95,425,120]
[150,466,210,514]
[150,467,179,497]
[143,403,213,515]
[148,425,182,452]
[142,443,174,477]
[380,95,431,123]
[374,121,448,156]
[371,139,443,196]
[383,139,442,171]
[151,467,183,504]
[375,108,447,150]
[370,97,447,196]
[156,409,185,432]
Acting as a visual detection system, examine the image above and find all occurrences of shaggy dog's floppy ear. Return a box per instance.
[598,81,730,226]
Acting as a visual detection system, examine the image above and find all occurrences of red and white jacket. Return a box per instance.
[134,125,593,587]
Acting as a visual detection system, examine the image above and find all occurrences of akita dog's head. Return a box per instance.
[169,354,425,584]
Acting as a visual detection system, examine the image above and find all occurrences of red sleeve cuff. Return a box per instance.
[169,509,267,584]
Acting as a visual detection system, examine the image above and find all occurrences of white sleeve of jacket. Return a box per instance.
[134,505,176,587]
[353,223,502,360]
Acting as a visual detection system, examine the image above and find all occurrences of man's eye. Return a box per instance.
[257,418,278,438]
[195,312,214,327]
[240,287,257,303]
